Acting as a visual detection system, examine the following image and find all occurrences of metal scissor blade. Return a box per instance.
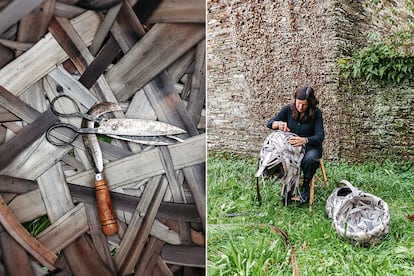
[96,118,187,136]
[107,134,184,145]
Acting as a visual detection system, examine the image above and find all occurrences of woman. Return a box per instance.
[266,85,325,204]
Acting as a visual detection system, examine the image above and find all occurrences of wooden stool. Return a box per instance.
[282,158,328,211]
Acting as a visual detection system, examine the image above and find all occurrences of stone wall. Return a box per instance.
[207,0,414,163]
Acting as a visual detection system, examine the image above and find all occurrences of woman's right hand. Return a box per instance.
[272,121,290,132]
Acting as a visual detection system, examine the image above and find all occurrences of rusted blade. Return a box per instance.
[97,118,187,136]
[82,102,121,173]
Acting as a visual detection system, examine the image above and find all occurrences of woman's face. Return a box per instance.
[295,99,309,113]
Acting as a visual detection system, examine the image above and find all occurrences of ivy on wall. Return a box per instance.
[338,33,414,84]
[339,0,414,85]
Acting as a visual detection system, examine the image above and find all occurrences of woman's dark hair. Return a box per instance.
[290,86,319,123]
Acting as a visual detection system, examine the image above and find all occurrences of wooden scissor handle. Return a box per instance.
[94,177,118,236]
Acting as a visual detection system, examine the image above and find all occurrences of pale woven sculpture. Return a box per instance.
[326,180,361,219]
[330,180,391,246]
[255,130,305,197]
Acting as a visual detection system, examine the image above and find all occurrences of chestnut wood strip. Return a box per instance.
[0,11,100,96]
[0,108,59,171]
[78,37,121,89]
[135,236,165,275]
[106,23,205,100]
[146,0,205,23]
[0,194,57,270]
[0,227,35,276]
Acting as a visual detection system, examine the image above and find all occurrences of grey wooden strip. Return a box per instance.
[161,245,205,267]
[84,203,117,274]
[135,236,164,275]
[66,134,205,189]
[114,175,162,272]
[187,40,206,126]
[0,11,100,96]
[8,190,46,223]
[0,108,59,171]
[0,175,37,194]
[53,2,85,18]
[106,23,205,100]
[0,85,40,123]
[36,203,88,253]
[142,72,206,230]
[37,161,113,275]
[116,176,168,275]
[0,0,44,35]
[37,163,74,222]
[167,48,195,83]
[146,0,205,23]
[89,2,122,56]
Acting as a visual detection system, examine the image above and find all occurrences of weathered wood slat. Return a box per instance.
[0,38,33,51]
[0,194,57,270]
[67,134,205,189]
[109,0,145,53]
[16,0,56,56]
[0,0,44,35]
[167,48,195,83]
[53,2,85,18]
[78,36,121,89]
[154,257,173,276]
[0,108,59,171]
[116,176,168,275]
[146,0,205,23]
[142,72,206,230]
[0,227,35,276]
[8,190,45,223]
[84,203,118,274]
[114,176,161,269]
[46,65,98,108]
[0,86,40,123]
[106,23,205,100]
[37,162,114,275]
[0,175,37,194]
[187,40,206,126]
[161,245,204,268]
[135,236,165,275]
[0,11,100,96]
[36,203,88,253]
[89,2,123,56]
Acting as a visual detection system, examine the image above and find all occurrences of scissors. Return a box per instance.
[46,94,186,146]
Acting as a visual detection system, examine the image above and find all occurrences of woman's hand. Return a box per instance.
[272,121,290,132]
[288,136,308,146]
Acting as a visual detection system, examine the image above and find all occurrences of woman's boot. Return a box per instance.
[300,178,311,204]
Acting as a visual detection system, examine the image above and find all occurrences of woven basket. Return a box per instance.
[332,180,390,246]
[326,180,360,219]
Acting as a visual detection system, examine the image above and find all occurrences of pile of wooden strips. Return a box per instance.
[0,1,205,275]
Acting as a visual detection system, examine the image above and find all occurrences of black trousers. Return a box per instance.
[301,147,321,180]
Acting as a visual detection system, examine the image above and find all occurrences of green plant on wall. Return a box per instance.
[339,0,414,85]
[338,32,414,84]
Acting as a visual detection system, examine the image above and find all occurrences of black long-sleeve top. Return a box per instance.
[266,104,325,154]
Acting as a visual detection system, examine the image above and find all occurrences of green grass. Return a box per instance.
[207,152,414,275]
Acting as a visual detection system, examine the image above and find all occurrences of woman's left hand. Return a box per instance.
[288,136,307,146]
